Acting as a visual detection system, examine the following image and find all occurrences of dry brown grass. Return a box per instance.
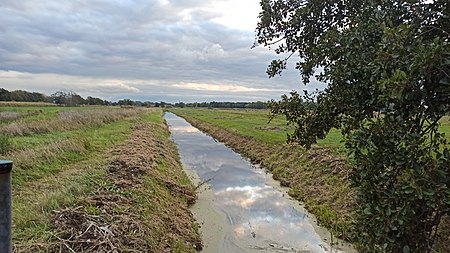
[433,216,450,253]
[44,121,201,252]
[10,110,201,253]
[1,108,140,136]
[0,101,56,107]
[0,111,22,121]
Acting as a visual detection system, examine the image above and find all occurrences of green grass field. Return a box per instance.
[440,116,450,139]
[1,105,200,252]
[0,105,102,124]
[0,106,136,247]
[170,108,338,143]
[172,108,450,148]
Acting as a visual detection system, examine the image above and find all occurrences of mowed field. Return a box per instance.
[169,108,347,155]
[171,108,450,149]
[170,108,450,251]
[0,105,201,252]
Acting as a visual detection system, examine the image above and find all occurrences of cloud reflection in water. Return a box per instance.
[166,113,346,253]
[215,184,327,251]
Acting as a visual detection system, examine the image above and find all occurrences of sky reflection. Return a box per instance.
[166,113,346,253]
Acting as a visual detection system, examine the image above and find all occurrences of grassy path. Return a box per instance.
[0,106,201,252]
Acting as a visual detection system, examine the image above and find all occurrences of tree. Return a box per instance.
[0,88,49,102]
[117,99,134,106]
[69,93,85,106]
[9,90,27,101]
[51,91,66,105]
[0,88,11,101]
[29,92,48,102]
[257,0,450,252]
[51,91,85,106]
[86,96,107,105]
[175,102,186,108]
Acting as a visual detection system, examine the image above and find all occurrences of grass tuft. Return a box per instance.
[0,134,13,155]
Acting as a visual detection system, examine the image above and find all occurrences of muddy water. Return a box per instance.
[165,113,353,253]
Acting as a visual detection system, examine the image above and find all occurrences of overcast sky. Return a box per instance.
[0,0,325,102]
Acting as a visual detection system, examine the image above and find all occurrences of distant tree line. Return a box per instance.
[0,88,110,106]
[174,101,268,109]
[0,88,48,103]
[1,88,273,109]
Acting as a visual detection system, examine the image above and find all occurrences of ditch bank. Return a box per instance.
[166,112,354,252]
[170,111,356,242]
[47,119,202,252]
[171,110,450,252]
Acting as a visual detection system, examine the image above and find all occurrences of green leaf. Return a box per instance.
[363,207,372,215]
[403,186,414,194]
[257,0,450,251]
[403,245,410,253]
[423,190,434,197]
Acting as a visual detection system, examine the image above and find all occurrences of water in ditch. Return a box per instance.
[165,113,354,253]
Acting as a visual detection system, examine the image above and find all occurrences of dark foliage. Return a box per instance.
[257,0,450,251]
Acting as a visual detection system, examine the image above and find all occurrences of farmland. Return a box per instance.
[0,105,201,252]
[170,108,450,252]
[2,104,449,252]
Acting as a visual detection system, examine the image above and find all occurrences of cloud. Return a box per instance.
[0,70,139,95]
[96,82,140,93]
[0,0,326,102]
[173,82,276,93]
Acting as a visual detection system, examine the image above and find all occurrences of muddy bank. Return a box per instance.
[183,166,229,253]
[48,120,202,252]
[170,111,355,241]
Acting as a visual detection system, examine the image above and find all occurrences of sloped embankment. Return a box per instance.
[173,111,450,252]
[50,120,202,252]
[173,113,355,241]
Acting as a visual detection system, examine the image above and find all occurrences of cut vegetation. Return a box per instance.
[0,105,201,252]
